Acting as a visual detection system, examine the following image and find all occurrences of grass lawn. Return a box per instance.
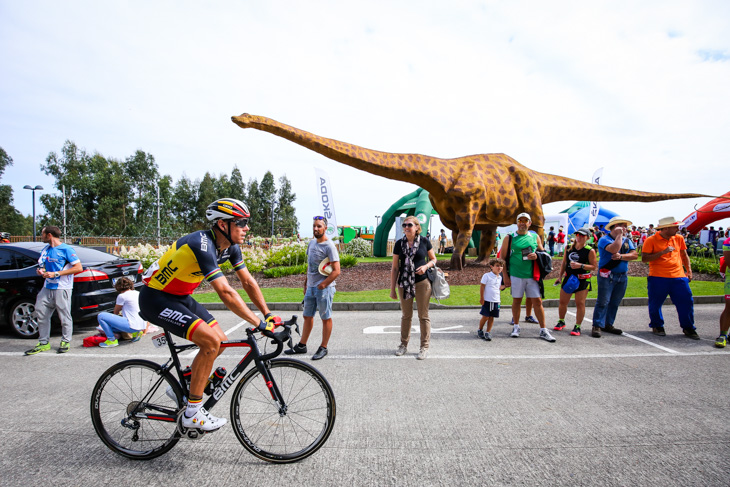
[194,277,723,306]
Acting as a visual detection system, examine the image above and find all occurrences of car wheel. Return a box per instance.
[8,298,40,339]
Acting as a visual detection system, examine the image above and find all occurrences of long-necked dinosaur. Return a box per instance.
[232,113,707,270]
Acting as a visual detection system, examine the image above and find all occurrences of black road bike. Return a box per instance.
[90,316,336,463]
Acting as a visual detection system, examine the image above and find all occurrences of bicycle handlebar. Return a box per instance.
[247,315,299,343]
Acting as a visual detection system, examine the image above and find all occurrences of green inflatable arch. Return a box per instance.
[373,187,483,258]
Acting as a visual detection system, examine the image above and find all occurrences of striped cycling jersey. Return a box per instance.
[143,229,245,295]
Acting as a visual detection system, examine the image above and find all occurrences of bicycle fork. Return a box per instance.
[256,362,288,416]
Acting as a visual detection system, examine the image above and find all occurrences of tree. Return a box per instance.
[276,175,298,236]
[171,174,198,232]
[246,178,263,235]
[258,172,277,236]
[0,147,32,235]
[124,150,160,237]
[229,166,246,202]
[41,141,131,236]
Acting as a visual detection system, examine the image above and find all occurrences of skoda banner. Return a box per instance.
[587,167,603,229]
[314,168,338,239]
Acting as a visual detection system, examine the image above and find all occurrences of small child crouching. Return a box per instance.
[479,258,506,341]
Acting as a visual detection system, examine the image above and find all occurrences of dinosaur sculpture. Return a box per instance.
[232,113,707,270]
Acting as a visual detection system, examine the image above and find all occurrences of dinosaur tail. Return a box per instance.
[539,173,708,203]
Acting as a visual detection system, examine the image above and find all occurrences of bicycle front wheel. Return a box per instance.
[91,359,183,460]
[230,358,336,463]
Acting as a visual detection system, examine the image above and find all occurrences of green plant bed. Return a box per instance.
[263,264,307,278]
[193,277,723,306]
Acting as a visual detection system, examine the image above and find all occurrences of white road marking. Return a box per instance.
[2,350,727,360]
[363,325,469,334]
[565,311,681,354]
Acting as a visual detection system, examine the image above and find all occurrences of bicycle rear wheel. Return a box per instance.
[230,358,336,463]
[91,359,183,460]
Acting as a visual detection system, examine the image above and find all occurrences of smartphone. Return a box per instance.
[522,247,531,260]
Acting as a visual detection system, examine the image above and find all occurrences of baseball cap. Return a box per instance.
[516,212,531,222]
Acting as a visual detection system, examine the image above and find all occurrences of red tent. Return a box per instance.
[681,191,730,234]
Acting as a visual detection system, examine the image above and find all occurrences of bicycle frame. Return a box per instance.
[141,324,292,424]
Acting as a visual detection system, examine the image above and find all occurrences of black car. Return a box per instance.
[0,242,144,338]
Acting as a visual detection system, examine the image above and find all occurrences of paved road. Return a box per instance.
[1,303,729,486]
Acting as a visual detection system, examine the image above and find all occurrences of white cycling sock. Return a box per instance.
[184,397,203,418]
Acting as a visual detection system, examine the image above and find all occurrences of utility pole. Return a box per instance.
[62,185,67,242]
[157,183,161,247]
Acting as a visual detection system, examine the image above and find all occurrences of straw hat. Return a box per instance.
[605,216,632,230]
[318,257,333,276]
[655,216,683,230]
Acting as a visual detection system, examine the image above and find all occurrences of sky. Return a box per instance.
[1,1,729,239]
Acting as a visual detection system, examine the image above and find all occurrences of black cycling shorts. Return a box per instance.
[139,285,219,341]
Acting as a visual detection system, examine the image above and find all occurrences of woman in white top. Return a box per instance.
[97,277,147,348]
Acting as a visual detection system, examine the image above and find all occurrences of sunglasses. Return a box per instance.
[313,216,328,225]
[402,223,415,228]
[232,218,249,228]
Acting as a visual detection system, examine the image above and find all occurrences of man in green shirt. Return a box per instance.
[500,213,556,342]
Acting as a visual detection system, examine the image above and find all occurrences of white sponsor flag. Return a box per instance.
[314,168,338,240]
[587,167,604,229]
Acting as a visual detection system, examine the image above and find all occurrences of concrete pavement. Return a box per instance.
[1,303,728,486]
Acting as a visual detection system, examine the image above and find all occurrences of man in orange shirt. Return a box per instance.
[641,216,697,339]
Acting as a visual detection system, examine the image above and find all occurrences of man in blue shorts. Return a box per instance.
[139,198,278,432]
[286,216,340,360]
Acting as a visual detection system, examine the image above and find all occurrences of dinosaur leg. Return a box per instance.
[450,226,473,271]
[476,225,498,264]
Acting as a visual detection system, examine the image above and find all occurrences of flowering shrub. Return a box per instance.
[120,244,169,270]
[240,246,268,273]
[266,241,307,267]
[342,238,372,258]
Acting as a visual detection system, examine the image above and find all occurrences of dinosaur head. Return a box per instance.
[231,113,255,128]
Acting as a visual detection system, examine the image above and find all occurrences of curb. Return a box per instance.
[202,295,725,312]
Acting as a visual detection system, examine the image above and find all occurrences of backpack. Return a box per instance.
[427,266,450,302]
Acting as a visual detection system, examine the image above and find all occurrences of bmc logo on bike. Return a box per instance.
[160,308,192,324]
[213,369,243,400]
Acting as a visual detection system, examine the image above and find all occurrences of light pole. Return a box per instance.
[23,185,44,242]
[375,215,381,228]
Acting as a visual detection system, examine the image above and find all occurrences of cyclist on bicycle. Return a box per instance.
[139,198,278,431]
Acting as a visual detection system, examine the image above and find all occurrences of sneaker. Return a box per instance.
[99,339,118,348]
[652,326,666,336]
[25,342,51,355]
[284,342,307,355]
[417,348,428,360]
[483,332,492,341]
[181,407,227,431]
[312,346,328,360]
[540,329,556,342]
[57,340,71,353]
[604,325,623,335]
[525,316,539,324]
[510,324,520,337]
[683,329,700,340]
[570,325,581,336]
[554,320,566,331]
[591,326,601,338]
[715,335,727,348]
[477,329,485,339]
[131,331,143,343]
[395,344,407,356]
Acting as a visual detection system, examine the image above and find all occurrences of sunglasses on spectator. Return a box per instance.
[233,218,249,228]
[402,223,415,228]
[313,216,328,225]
